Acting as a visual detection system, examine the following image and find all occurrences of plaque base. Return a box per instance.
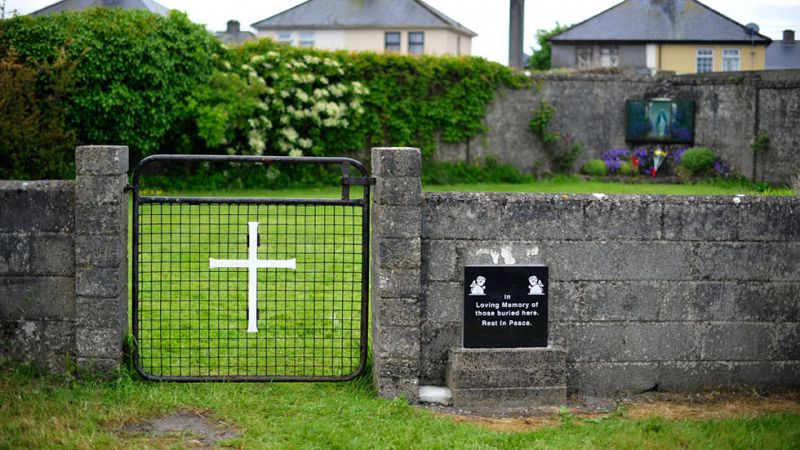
[446,347,567,411]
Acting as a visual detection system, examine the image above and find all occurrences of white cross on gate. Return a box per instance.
[209,222,296,333]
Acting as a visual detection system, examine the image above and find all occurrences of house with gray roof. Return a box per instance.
[216,20,256,47]
[251,0,476,56]
[30,0,169,17]
[766,30,800,69]
[549,0,771,74]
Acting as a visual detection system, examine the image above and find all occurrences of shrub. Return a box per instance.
[529,101,559,144]
[619,161,638,176]
[679,147,716,174]
[421,157,533,185]
[0,48,77,179]
[0,9,226,162]
[792,172,800,197]
[581,159,606,176]
[1,10,529,184]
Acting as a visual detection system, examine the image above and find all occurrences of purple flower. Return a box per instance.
[671,146,688,165]
[714,160,731,177]
[601,148,630,173]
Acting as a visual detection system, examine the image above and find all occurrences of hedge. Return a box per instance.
[0,10,527,183]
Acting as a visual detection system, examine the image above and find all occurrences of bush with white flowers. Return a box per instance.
[237,51,367,158]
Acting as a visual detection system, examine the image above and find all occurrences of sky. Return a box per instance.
[4,0,799,64]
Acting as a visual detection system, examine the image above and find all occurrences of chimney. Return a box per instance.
[509,0,525,69]
[227,20,241,34]
[783,29,795,45]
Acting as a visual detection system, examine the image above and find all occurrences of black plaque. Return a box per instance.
[463,265,548,348]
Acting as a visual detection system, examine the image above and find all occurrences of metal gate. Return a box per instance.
[131,155,372,381]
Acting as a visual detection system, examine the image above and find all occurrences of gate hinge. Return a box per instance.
[340,176,376,186]
[123,184,135,193]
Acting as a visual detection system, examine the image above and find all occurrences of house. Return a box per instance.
[766,30,800,69]
[216,20,256,46]
[30,0,169,17]
[251,0,476,56]
[549,0,771,74]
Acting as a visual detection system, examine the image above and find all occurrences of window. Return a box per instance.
[722,48,740,72]
[576,46,593,69]
[277,32,293,45]
[696,48,714,73]
[385,32,401,52]
[299,31,315,48]
[408,32,425,55]
[600,46,619,67]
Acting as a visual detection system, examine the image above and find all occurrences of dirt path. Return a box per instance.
[429,391,800,433]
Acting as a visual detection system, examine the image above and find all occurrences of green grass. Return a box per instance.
[145,176,796,198]
[2,365,799,449]
[424,175,795,196]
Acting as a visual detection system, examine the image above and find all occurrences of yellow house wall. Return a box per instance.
[659,43,767,74]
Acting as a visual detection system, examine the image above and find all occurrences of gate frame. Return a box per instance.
[131,154,373,382]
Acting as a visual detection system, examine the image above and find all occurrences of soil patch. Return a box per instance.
[119,409,239,448]
[427,391,800,433]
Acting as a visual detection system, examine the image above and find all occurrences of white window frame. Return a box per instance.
[298,31,315,48]
[722,48,740,72]
[696,48,714,73]
[408,32,425,55]
[385,32,401,52]
[277,32,293,45]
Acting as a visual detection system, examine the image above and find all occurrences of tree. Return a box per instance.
[528,23,570,71]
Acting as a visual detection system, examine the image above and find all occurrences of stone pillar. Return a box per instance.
[74,146,129,374]
[371,148,422,401]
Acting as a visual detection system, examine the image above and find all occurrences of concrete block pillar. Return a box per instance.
[74,145,129,374]
[371,147,423,401]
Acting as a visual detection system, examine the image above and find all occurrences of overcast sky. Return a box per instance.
[4,0,799,64]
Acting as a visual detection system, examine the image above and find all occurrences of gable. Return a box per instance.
[551,0,770,43]
[252,0,476,37]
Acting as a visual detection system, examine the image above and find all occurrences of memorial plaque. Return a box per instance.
[463,265,548,348]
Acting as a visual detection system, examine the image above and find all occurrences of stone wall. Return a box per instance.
[0,146,129,375]
[372,147,800,398]
[437,70,800,185]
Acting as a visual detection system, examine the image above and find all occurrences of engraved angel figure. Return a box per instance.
[469,276,487,296]
[528,275,544,295]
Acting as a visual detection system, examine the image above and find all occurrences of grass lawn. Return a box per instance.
[146,176,796,198]
[424,176,795,196]
[2,364,799,449]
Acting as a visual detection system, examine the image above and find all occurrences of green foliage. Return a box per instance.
[233,41,528,159]
[0,47,77,179]
[679,147,716,174]
[618,161,638,176]
[751,131,770,154]
[0,9,225,162]
[421,157,534,185]
[581,159,606,177]
[1,11,526,183]
[530,100,558,144]
[528,23,570,71]
[553,141,582,174]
